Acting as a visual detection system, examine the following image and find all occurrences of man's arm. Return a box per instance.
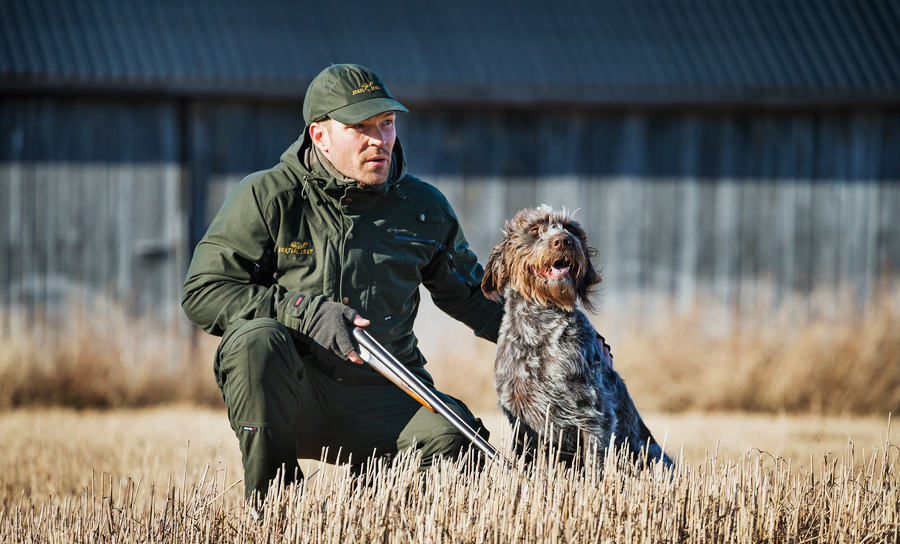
[182,178,370,365]
[181,179,313,336]
[421,212,504,343]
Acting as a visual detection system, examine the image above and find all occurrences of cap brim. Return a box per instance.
[327,97,409,124]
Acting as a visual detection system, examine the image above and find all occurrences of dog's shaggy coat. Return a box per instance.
[483,205,671,466]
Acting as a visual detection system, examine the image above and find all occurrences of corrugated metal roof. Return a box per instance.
[1,0,898,105]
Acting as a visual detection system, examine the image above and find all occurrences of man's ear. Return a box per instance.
[309,121,330,153]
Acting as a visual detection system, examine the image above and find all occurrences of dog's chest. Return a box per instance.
[494,299,599,423]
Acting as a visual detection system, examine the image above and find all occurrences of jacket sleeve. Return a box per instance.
[421,210,504,343]
[181,177,325,338]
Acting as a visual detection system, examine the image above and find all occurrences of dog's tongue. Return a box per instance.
[544,265,570,279]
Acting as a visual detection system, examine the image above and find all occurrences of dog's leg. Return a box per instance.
[607,373,674,468]
[501,408,541,465]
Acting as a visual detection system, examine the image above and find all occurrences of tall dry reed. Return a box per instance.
[612,288,900,415]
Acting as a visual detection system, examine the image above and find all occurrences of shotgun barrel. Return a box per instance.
[352,328,499,462]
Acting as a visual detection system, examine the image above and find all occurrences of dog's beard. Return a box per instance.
[512,254,583,312]
[535,275,577,311]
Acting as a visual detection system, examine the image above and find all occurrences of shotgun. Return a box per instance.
[352,328,499,462]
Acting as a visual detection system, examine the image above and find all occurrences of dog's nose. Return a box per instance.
[552,234,571,249]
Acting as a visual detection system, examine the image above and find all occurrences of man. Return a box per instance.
[181,64,504,502]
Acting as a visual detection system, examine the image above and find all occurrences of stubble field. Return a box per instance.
[2,406,897,542]
[1,290,899,541]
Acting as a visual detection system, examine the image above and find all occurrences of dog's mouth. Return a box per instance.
[536,259,571,279]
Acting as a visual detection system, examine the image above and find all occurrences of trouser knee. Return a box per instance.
[215,318,304,500]
[215,318,303,418]
[399,401,488,470]
[420,429,474,464]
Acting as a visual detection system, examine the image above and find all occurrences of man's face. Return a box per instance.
[310,112,397,186]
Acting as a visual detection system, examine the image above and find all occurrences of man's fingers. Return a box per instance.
[352,314,370,327]
[596,336,614,369]
[342,315,370,364]
[347,349,365,365]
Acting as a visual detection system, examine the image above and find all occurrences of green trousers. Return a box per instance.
[214,318,487,501]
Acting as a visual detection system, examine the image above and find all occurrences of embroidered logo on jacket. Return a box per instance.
[277,241,313,256]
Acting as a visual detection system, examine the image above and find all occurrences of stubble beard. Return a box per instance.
[351,150,392,186]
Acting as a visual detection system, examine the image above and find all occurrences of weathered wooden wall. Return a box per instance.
[0,98,186,323]
[1,97,898,327]
[401,110,900,318]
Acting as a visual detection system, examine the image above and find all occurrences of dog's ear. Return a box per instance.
[567,219,602,311]
[577,249,602,312]
[481,229,509,301]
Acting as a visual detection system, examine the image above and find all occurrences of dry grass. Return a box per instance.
[1,407,898,542]
[1,285,898,416]
[1,290,898,540]
[0,306,222,409]
[611,291,900,414]
[421,286,900,416]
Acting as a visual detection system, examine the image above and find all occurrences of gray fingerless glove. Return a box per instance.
[306,301,359,366]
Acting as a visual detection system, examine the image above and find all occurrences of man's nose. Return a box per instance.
[368,128,387,145]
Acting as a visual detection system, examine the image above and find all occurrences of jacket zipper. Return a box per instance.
[393,234,446,251]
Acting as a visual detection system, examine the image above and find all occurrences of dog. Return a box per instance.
[482,205,672,467]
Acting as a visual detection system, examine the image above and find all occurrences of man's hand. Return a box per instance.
[346,314,371,364]
[597,334,614,370]
[307,302,370,365]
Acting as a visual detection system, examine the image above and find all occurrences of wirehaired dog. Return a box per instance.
[482,205,672,467]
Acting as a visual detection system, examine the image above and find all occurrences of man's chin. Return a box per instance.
[357,167,390,186]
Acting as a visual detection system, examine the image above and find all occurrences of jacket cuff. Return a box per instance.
[280,292,322,337]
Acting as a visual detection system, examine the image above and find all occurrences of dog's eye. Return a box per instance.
[530,226,540,236]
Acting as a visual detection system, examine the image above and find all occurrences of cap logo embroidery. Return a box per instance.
[351,81,382,96]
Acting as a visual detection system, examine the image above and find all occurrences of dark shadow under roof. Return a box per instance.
[2,0,899,106]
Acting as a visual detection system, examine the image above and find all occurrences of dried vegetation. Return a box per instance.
[1,288,898,541]
[3,423,898,543]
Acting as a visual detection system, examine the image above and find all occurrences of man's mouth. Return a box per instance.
[365,150,390,168]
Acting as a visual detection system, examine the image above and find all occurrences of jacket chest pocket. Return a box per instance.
[382,212,448,280]
[382,229,444,274]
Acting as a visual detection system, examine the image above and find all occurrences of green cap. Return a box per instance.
[303,64,408,125]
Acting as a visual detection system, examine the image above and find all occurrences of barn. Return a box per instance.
[2,0,899,340]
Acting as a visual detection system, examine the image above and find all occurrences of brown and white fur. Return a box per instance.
[483,205,672,467]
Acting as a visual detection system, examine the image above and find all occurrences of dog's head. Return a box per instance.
[482,205,601,312]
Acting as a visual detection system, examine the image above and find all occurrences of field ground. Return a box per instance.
[4,406,897,542]
[2,405,892,504]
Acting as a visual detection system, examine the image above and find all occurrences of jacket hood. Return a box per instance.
[279,126,408,196]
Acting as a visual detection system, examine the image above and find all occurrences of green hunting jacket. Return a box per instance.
[182,132,503,369]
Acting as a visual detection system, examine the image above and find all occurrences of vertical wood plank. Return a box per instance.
[676,115,701,313]
[713,115,740,315]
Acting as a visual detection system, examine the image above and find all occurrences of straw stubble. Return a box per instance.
[2,412,898,543]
